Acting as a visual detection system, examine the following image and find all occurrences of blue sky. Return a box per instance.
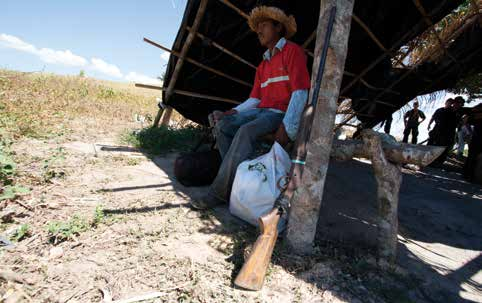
[1,0,188,84]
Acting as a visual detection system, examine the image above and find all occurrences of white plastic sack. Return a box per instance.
[229,142,291,227]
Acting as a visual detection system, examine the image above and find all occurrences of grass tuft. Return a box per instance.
[11,224,31,242]
[121,125,204,154]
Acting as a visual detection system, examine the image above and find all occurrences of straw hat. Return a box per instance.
[248,3,297,39]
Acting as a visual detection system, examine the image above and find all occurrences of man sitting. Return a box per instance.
[191,3,310,210]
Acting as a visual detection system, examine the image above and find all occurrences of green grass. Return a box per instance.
[121,125,204,154]
[47,215,89,244]
[46,205,107,244]
[11,224,31,242]
[92,205,105,227]
[0,137,30,201]
[41,147,67,183]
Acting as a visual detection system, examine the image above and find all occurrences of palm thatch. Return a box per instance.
[403,0,481,66]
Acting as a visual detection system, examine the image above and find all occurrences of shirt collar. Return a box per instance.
[263,37,287,61]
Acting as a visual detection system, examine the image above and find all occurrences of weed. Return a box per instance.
[126,158,141,166]
[121,125,203,154]
[0,151,15,185]
[47,215,89,244]
[11,224,31,242]
[78,84,89,97]
[98,86,117,99]
[42,147,66,182]
[0,185,30,201]
[92,205,105,227]
[0,138,30,200]
[46,205,107,244]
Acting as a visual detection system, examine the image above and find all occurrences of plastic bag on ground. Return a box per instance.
[229,142,291,229]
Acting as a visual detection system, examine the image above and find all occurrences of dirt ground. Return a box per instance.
[1,119,481,302]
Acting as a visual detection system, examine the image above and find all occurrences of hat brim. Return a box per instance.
[248,6,297,39]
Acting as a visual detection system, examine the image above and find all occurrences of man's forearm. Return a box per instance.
[282,90,309,141]
[234,97,260,112]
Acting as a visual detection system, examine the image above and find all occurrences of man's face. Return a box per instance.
[256,20,281,48]
[445,100,453,108]
[414,102,419,109]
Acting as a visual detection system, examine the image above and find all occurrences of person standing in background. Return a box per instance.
[403,101,426,144]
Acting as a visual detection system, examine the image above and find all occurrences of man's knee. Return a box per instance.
[236,123,259,141]
[215,116,235,134]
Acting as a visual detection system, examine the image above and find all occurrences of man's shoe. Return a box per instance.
[190,193,225,210]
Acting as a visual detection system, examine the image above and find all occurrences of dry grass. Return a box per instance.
[0,69,159,140]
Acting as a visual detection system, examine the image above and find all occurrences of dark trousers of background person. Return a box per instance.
[464,123,482,182]
[430,129,455,166]
[383,116,393,134]
[403,124,419,144]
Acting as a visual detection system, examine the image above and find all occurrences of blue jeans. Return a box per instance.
[209,108,284,202]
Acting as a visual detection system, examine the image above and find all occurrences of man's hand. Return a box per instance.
[224,109,238,116]
[274,123,290,147]
[212,109,237,124]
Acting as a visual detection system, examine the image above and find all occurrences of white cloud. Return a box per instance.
[160,51,170,62]
[125,72,162,85]
[90,58,123,78]
[37,48,87,67]
[1,33,163,84]
[0,33,36,53]
[0,33,87,67]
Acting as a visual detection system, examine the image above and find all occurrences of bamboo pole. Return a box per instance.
[144,38,252,88]
[186,26,257,69]
[286,0,355,254]
[343,70,401,95]
[302,30,317,48]
[135,83,241,105]
[352,15,409,68]
[216,0,249,19]
[153,0,209,127]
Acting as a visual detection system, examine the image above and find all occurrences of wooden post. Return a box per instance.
[361,130,402,263]
[160,107,173,126]
[285,0,355,254]
[153,0,209,127]
[331,138,444,167]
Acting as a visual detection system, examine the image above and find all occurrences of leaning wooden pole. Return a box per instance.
[144,38,252,87]
[153,0,209,127]
[285,0,355,254]
[186,26,257,70]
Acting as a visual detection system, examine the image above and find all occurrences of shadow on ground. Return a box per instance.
[100,143,482,302]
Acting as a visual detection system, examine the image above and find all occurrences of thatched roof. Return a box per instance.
[161,0,481,128]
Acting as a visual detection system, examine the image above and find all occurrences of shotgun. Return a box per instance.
[234,6,338,291]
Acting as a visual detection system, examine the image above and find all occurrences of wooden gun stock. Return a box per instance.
[234,208,281,291]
